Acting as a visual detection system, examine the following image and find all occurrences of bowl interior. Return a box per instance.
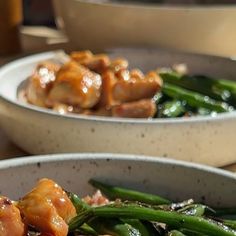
[0,153,235,207]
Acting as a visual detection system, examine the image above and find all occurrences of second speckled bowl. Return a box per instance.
[0,153,235,206]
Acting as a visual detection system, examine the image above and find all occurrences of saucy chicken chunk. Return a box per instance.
[25,50,163,118]
[71,51,110,74]
[26,62,59,107]
[112,99,157,118]
[48,61,102,108]
[0,196,26,236]
[113,71,162,103]
[18,178,76,236]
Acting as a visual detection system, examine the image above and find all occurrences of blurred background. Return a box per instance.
[23,0,55,26]
[23,0,236,27]
[1,0,236,57]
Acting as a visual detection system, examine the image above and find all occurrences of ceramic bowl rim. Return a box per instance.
[0,153,235,181]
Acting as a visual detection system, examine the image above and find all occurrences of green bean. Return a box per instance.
[195,75,236,105]
[223,219,236,230]
[153,92,165,104]
[178,228,207,236]
[89,179,171,205]
[158,100,186,118]
[69,203,236,236]
[69,192,90,212]
[178,204,206,217]
[122,219,158,236]
[74,224,98,235]
[197,107,213,116]
[162,83,233,113]
[159,72,236,105]
[167,230,186,236]
[153,92,174,118]
[88,217,141,236]
[69,192,145,235]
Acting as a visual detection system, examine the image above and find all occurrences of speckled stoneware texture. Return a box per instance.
[0,154,235,207]
[0,49,236,166]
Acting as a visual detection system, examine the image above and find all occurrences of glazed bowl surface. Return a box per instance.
[0,153,235,207]
[0,48,236,166]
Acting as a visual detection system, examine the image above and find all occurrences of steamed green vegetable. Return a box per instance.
[162,83,233,113]
[68,180,236,236]
[70,191,158,236]
[159,72,236,105]
[69,203,236,236]
[88,218,141,236]
[158,100,186,118]
[168,230,186,236]
[89,179,171,205]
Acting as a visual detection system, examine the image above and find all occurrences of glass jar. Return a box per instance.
[0,0,22,56]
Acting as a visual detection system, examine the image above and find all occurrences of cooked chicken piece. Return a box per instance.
[96,70,117,108]
[109,58,129,73]
[115,69,144,81]
[53,103,98,116]
[48,61,102,109]
[113,71,162,103]
[129,69,144,80]
[70,50,93,62]
[92,108,112,117]
[71,51,110,73]
[0,196,26,236]
[18,178,76,236]
[115,69,130,81]
[83,190,109,207]
[112,99,157,118]
[52,103,74,115]
[26,62,59,107]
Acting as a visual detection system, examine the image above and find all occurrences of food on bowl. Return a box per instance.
[23,50,161,119]
[21,50,236,119]
[1,178,236,236]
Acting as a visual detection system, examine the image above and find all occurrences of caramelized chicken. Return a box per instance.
[129,69,145,80]
[0,196,26,236]
[109,58,129,73]
[18,178,76,236]
[112,99,157,118]
[24,50,163,118]
[113,71,162,103]
[115,69,130,81]
[71,51,110,73]
[96,70,117,108]
[48,61,102,108]
[52,103,74,115]
[26,62,59,107]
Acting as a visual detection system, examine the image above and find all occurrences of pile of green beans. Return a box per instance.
[155,71,236,118]
[68,180,236,236]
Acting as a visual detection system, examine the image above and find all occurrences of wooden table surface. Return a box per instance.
[0,26,236,173]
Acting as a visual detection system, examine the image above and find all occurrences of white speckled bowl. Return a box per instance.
[0,49,236,166]
[0,153,235,207]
